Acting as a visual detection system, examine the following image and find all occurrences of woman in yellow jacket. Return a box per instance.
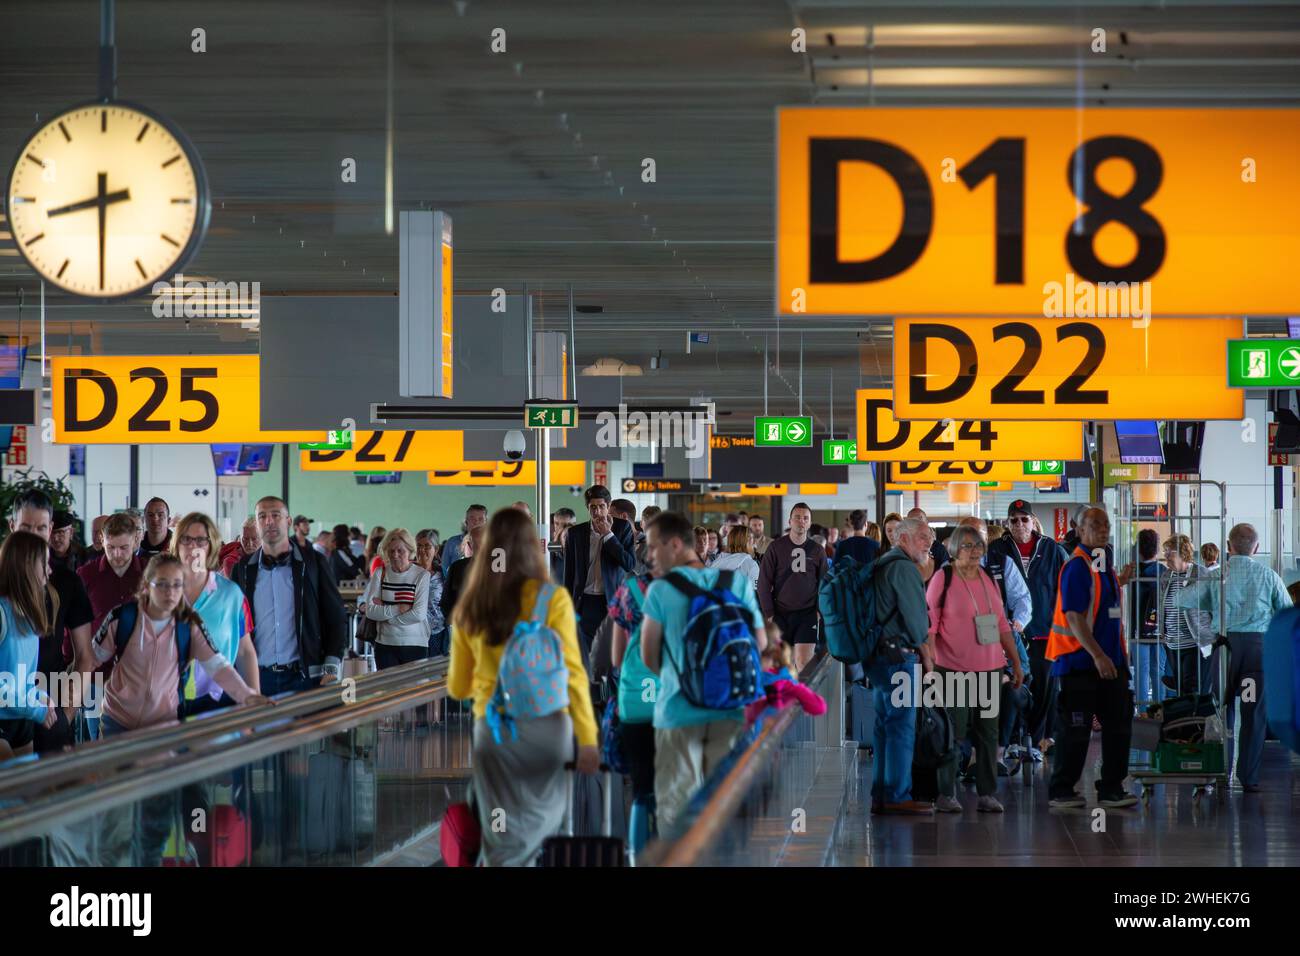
[449,506,599,866]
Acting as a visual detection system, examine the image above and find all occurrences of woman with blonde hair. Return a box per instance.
[172,511,260,716]
[1158,533,1212,696]
[710,525,760,587]
[361,528,431,671]
[449,507,597,866]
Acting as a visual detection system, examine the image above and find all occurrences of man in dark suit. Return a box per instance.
[563,484,637,645]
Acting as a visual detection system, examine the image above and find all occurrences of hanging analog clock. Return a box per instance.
[6,100,211,299]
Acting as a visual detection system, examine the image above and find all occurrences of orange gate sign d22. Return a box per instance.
[855,389,1083,461]
[893,317,1243,421]
[300,430,464,471]
[52,355,327,444]
[426,460,587,487]
[776,108,1300,317]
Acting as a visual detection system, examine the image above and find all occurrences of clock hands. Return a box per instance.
[47,186,131,218]
[42,173,132,290]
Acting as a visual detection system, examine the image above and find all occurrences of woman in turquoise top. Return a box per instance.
[0,532,57,760]
[174,512,260,717]
[609,571,659,864]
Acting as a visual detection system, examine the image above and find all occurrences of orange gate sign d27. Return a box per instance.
[300,430,464,471]
[52,356,327,444]
[426,460,587,487]
[893,317,1243,421]
[855,389,1083,461]
[776,108,1300,317]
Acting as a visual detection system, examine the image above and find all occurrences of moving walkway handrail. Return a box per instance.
[0,658,447,799]
[647,651,835,868]
[0,661,453,848]
[0,672,453,849]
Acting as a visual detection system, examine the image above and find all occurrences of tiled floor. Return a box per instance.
[834,741,1300,866]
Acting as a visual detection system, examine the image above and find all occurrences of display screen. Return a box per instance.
[211,444,250,477]
[355,472,402,485]
[1160,421,1206,473]
[0,426,12,454]
[237,444,275,472]
[1114,421,1164,464]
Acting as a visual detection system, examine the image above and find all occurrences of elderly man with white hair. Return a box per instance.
[867,515,938,816]
[1177,522,1292,792]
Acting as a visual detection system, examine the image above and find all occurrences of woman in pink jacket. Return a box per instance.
[925,524,1023,815]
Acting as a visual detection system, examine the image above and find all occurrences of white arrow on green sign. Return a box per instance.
[755,416,813,447]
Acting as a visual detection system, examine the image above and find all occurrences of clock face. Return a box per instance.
[6,102,210,298]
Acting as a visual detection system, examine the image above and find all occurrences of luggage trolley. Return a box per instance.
[1111,478,1229,806]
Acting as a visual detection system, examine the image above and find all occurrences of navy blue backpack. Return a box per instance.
[662,570,762,710]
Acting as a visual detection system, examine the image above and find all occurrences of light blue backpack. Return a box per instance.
[485,582,571,744]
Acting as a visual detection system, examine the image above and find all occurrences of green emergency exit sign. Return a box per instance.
[299,430,353,451]
[1023,460,1064,476]
[755,416,812,447]
[821,439,869,465]
[1227,339,1300,387]
[524,402,579,428]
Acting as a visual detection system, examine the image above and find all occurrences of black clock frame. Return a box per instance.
[5,98,212,301]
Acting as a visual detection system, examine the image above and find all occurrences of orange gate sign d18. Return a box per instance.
[776,108,1300,317]
[854,389,1083,461]
[52,356,327,444]
[893,317,1243,421]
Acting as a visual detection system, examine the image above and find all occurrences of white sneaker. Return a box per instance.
[935,795,963,813]
[977,795,1004,813]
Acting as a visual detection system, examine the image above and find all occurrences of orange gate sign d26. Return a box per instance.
[889,460,1060,484]
[893,317,1244,421]
[855,389,1083,461]
[52,356,327,444]
[776,108,1300,317]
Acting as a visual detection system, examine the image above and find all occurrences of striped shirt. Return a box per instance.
[1161,569,1196,649]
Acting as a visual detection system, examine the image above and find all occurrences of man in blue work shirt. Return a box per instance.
[1178,522,1292,792]
[1047,507,1137,809]
[440,504,488,577]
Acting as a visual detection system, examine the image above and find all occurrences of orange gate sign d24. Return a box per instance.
[51,355,327,444]
[776,108,1300,317]
[855,388,1083,461]
[893,317,1244,421]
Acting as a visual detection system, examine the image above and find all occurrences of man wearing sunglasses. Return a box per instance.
[987,501,1070,760]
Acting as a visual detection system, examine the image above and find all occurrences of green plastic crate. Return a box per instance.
[1153,741,1225,774]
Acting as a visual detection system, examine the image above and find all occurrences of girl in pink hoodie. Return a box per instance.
[744,637,828,725]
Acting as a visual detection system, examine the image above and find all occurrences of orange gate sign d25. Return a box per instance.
[300,430,464,471]
[893,317,1244,421]
[426,460,587,486]
[776,108,1300,317]
[52,355,327,444]
[855,389,1083,461]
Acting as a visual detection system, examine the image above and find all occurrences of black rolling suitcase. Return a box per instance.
[540,764,625,867]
